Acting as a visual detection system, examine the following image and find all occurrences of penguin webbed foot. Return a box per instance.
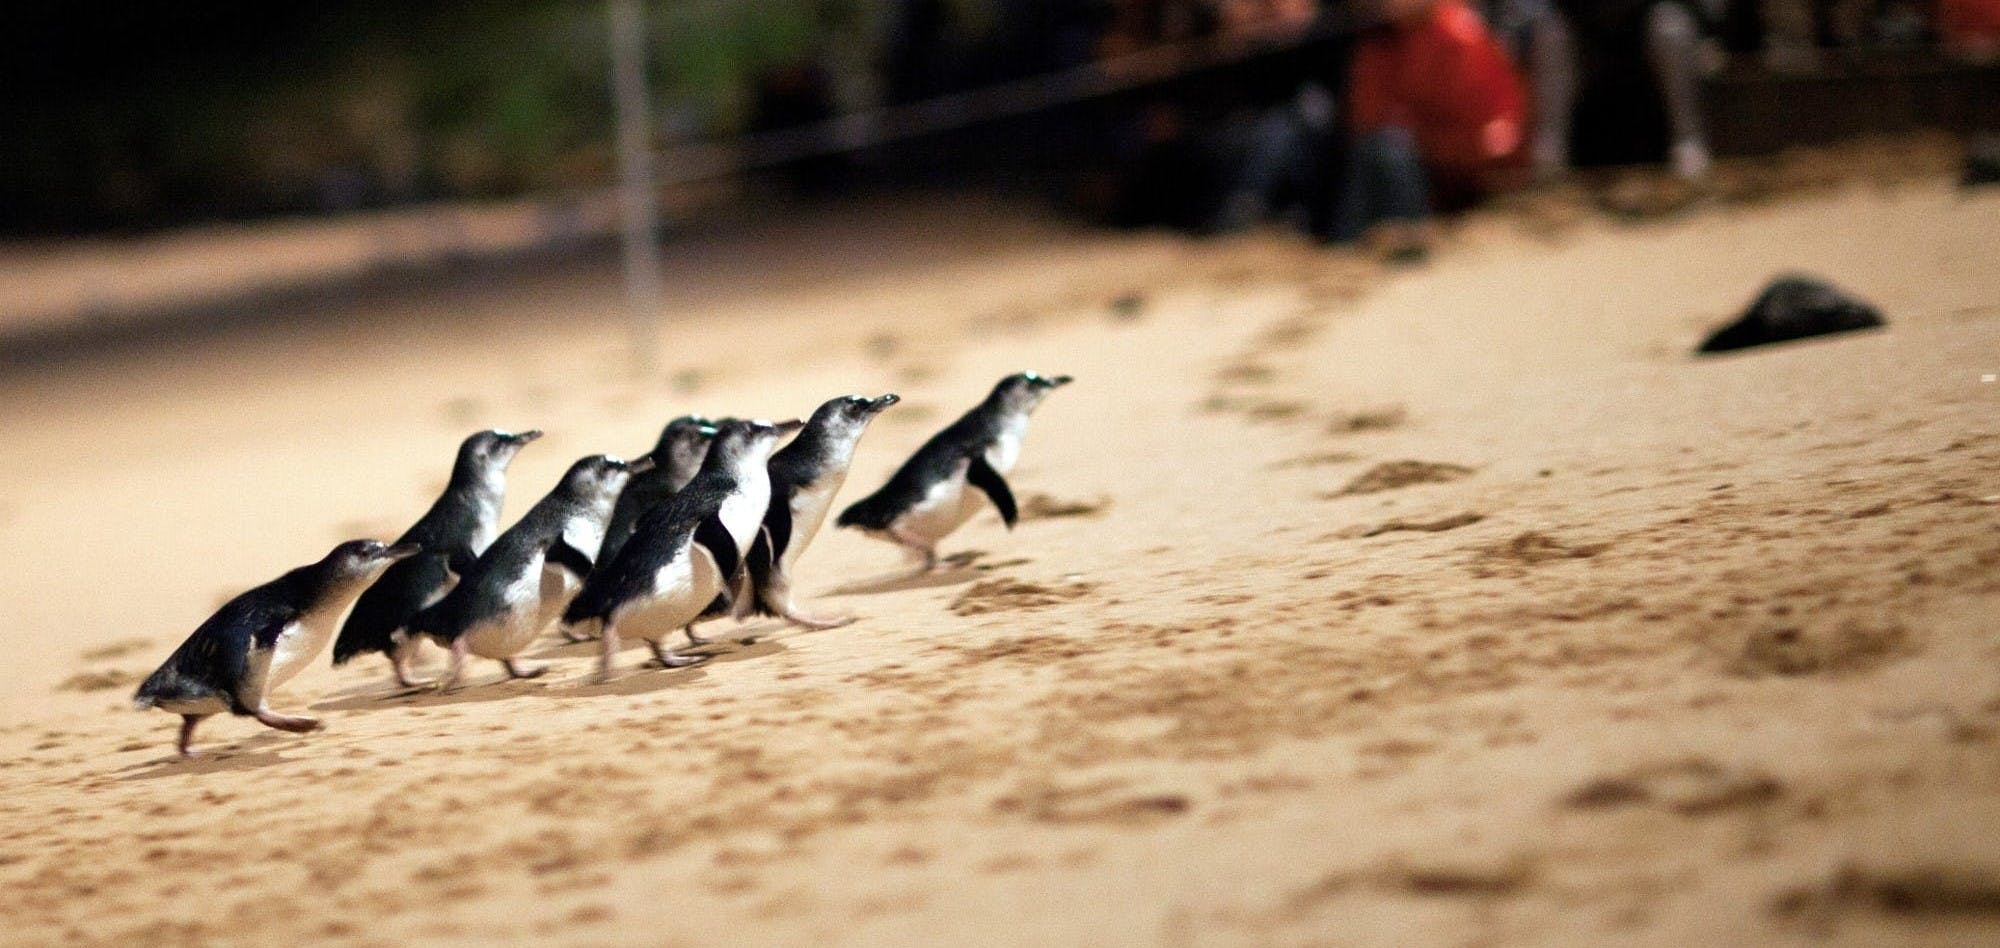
[785,609,855,631]
[389,639,433,689]
[648,640,709,670]
[504,659,549,680]
[683,624,711,647]
[559,624,597,644]
[252,707,321,734]
[435,636,471,692]
[176,715,206,758]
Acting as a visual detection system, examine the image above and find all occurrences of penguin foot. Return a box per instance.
[648,640,709,669]
[394,670,437,689]
[683,624,711,646]
[559,626,597,644]
[253,709,322,734]
[785,610,855,631]
[504,659,549,680]
[176,715,206,758]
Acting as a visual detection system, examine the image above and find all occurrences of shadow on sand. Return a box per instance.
[824,566,984,597]
[115,732,302,780]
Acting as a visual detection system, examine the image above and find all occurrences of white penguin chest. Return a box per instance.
[466,552,573,658]
[719,479,771,553]
[267,596,360,690]
[781,476,844,570]
[897,461,984,543]
[619,541,722,641]
[469,492,503,555]
[986,415,1029,474]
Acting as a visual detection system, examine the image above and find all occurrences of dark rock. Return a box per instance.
[1697,275,1884,354]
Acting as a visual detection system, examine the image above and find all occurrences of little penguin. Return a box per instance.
[837,371,1071,570]
[563,418,800,680]
[408,454,645,690]
[741,394,899,631]
[332,428,541,687]
[134,539,421,757]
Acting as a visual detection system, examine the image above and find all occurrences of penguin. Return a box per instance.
[407,454,645,690]
[837,371,1071,570]
[740,394,899,631]
[563,418,800,680]
[332,429,541,687]
[134,539,421,757]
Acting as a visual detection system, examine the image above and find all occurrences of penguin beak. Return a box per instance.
[509,430,544,445]
[1039,375,1074,388]
[868,393,901,413]
[382,542,424,561]
[773,419,805,435]
[625,456,657,475]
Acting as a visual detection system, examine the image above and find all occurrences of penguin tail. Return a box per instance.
[562,592,605,627]
[836,496,892,531]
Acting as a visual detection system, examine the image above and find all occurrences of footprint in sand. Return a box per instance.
[57,669,138,693]
[1727,619,1914,678]
[1326,405,1408,434]
[1342,512,1486,539]
[1564,757,1783,816]
[1019,493,1111,521]
[948,579,1095,616]
[1324,460,1473,498]
[1774,865,2000,923]
[1467,531,1608,577]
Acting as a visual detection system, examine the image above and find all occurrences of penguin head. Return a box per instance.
[560,454,649,504]
[708,418,804,468]
[324,539,424,580]
[650,416,718,484]
[459,428,543,474]
[810,393,900,438]
[991,372,1073,413]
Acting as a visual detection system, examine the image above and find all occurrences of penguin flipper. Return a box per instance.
[333,555,443,664]
[694,515,740,584]
[445,545,479,578]
[763,489,795,566]
[546,538,594,580]
[966,456,1019,528]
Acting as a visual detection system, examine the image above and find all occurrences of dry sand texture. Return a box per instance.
[0,171,1997,947]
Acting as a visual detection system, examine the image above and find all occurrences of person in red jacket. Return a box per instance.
[1941,0,2000,54]
[1333,0,1529,253]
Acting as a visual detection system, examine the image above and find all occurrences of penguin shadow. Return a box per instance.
[548,662,713,699]
[826,562,990,597]
[524,622,789,663]
[542,635,791,698]
[308,675,550,713]
[115,732,298,780]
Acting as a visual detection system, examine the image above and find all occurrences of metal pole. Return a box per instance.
[609,0,663,375]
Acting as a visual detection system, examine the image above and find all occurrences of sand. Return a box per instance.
[0,170,1997,947]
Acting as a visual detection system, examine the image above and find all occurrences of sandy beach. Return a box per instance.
[1,163,1996,947]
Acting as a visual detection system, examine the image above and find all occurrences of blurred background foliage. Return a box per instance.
[1,0,914,234]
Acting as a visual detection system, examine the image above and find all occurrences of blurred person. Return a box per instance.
[1334,0,1528,255]
[1939,0,2000,54]
[1098,0,1226,58]
[1811,0,1935,47]
[1210,82,1341,233]
[1486,0,1717,181]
